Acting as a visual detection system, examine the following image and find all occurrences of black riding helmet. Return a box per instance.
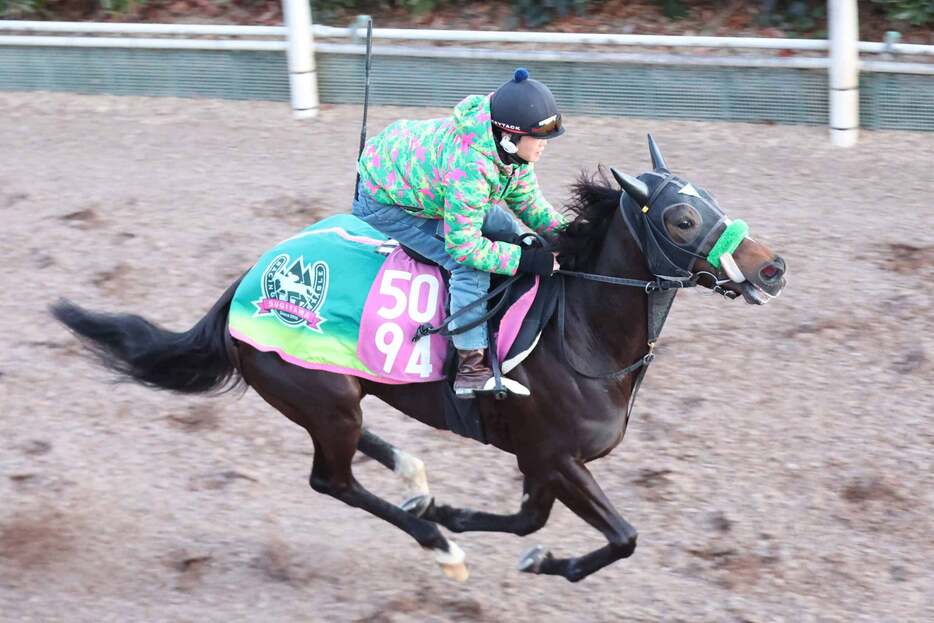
[490,68,565,139]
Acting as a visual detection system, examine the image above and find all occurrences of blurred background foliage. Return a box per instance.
[1,0,930,33]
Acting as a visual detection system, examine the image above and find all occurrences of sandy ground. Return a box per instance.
[1,92,933,623]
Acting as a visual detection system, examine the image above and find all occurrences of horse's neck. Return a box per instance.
[565,208,651,375]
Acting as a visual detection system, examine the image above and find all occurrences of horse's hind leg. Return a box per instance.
[242,353,468,581]
[357,428,430,507]
[308,432,468,581]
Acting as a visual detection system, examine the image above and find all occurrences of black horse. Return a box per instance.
[52,136,786,582]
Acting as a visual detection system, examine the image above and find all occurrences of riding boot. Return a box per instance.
[453,349,492,398]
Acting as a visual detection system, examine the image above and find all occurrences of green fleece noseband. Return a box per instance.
[706,219,748,269]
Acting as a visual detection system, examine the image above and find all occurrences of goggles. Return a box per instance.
[528,114,562,138]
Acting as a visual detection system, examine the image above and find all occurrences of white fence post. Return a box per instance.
[283,0,318,119]
[829,0,859,146]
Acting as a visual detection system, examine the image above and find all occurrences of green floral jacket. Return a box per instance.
[357,94,565,275]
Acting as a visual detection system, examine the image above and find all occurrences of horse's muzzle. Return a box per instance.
[757,256,787,295]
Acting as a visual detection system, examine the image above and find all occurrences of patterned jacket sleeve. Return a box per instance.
[442,163,522,276]
[504,165,567,235]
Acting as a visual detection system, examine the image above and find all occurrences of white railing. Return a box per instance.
[3,22,932,73]
[2,20,932,57]
[0,35,286,50]
[2,12,933,143]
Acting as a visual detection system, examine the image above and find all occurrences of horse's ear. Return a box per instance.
[647,133,669,172]
[611,167,650,206]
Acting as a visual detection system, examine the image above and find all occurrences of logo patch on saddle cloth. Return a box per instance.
[254,253,330,333]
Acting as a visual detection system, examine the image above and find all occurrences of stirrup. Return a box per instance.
[464,377,530,399]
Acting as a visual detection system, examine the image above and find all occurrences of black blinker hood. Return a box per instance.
[617,172,728,281]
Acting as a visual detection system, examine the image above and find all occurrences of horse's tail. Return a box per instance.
[50,275,245,395]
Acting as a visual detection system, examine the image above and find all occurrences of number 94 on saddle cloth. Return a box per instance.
[228,214,556,384]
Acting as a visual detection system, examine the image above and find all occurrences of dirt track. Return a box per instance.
[1,92,933,622]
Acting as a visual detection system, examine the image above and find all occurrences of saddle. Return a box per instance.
[228,214,559,442]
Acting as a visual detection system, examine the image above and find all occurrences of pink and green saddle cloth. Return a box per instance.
[228,215,545,384]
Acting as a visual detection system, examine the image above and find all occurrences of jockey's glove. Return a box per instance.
[517,248,555,276]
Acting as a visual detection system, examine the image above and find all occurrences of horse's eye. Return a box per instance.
[677,218,694,230]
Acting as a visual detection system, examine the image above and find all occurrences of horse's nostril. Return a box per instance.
[760,261,783,282]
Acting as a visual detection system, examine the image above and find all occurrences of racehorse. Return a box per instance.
[51,136,786,582]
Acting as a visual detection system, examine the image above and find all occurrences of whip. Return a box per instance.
[353,16,374,201]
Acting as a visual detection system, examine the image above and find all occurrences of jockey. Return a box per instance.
[352,68,566,398]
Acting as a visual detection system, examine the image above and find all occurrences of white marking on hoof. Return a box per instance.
[434,540,465,566]
[393,449,429,495]
[434,540,469,582]
[441,562,469,582]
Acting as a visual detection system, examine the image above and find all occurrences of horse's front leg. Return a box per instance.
[519,458,637,582]
[406,478,556,536]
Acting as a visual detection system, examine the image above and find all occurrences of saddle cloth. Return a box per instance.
[228,214,558,385]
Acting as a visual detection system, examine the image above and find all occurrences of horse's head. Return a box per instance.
[610,135,786,304]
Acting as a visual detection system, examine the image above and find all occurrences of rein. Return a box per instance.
[412,273,522,341]
[555,269,694,291]
[555,267,736,382]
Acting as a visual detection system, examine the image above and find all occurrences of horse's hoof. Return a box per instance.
[401,494,433,518]
[440,561,470,582]
[433,540,468,582]
[517,545,549,573]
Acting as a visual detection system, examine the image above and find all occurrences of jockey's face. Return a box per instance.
[516,136,547,163]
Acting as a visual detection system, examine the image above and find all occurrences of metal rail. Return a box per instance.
[1,20,931,57]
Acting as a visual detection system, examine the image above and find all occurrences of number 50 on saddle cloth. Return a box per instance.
[228,215,554,384]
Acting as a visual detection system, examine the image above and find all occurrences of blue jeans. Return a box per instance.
[352,183,521,350]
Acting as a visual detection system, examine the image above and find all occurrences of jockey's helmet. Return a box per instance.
[490,68,565,140]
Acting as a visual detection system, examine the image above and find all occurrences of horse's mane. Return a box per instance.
[555,168,623,269]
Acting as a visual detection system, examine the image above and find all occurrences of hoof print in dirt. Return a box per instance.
[58,207,104,230]
[708,511,734,533]
[166,405,221,433]
[33,252,55,269]
[687,544,779,589]
[91,263,132,294]
[892,347,927,374]
[21,440,52,456]
[882,243,934,274]
[3,191,28,208]
[253,195,330,227]
[168,552,213,591]
[840,476,903,504]
[253,541,319,586]
[189,469,259,491]
[631,467,674,488]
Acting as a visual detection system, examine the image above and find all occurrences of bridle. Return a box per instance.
[554,176,742,383]
[547,173,751,429]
